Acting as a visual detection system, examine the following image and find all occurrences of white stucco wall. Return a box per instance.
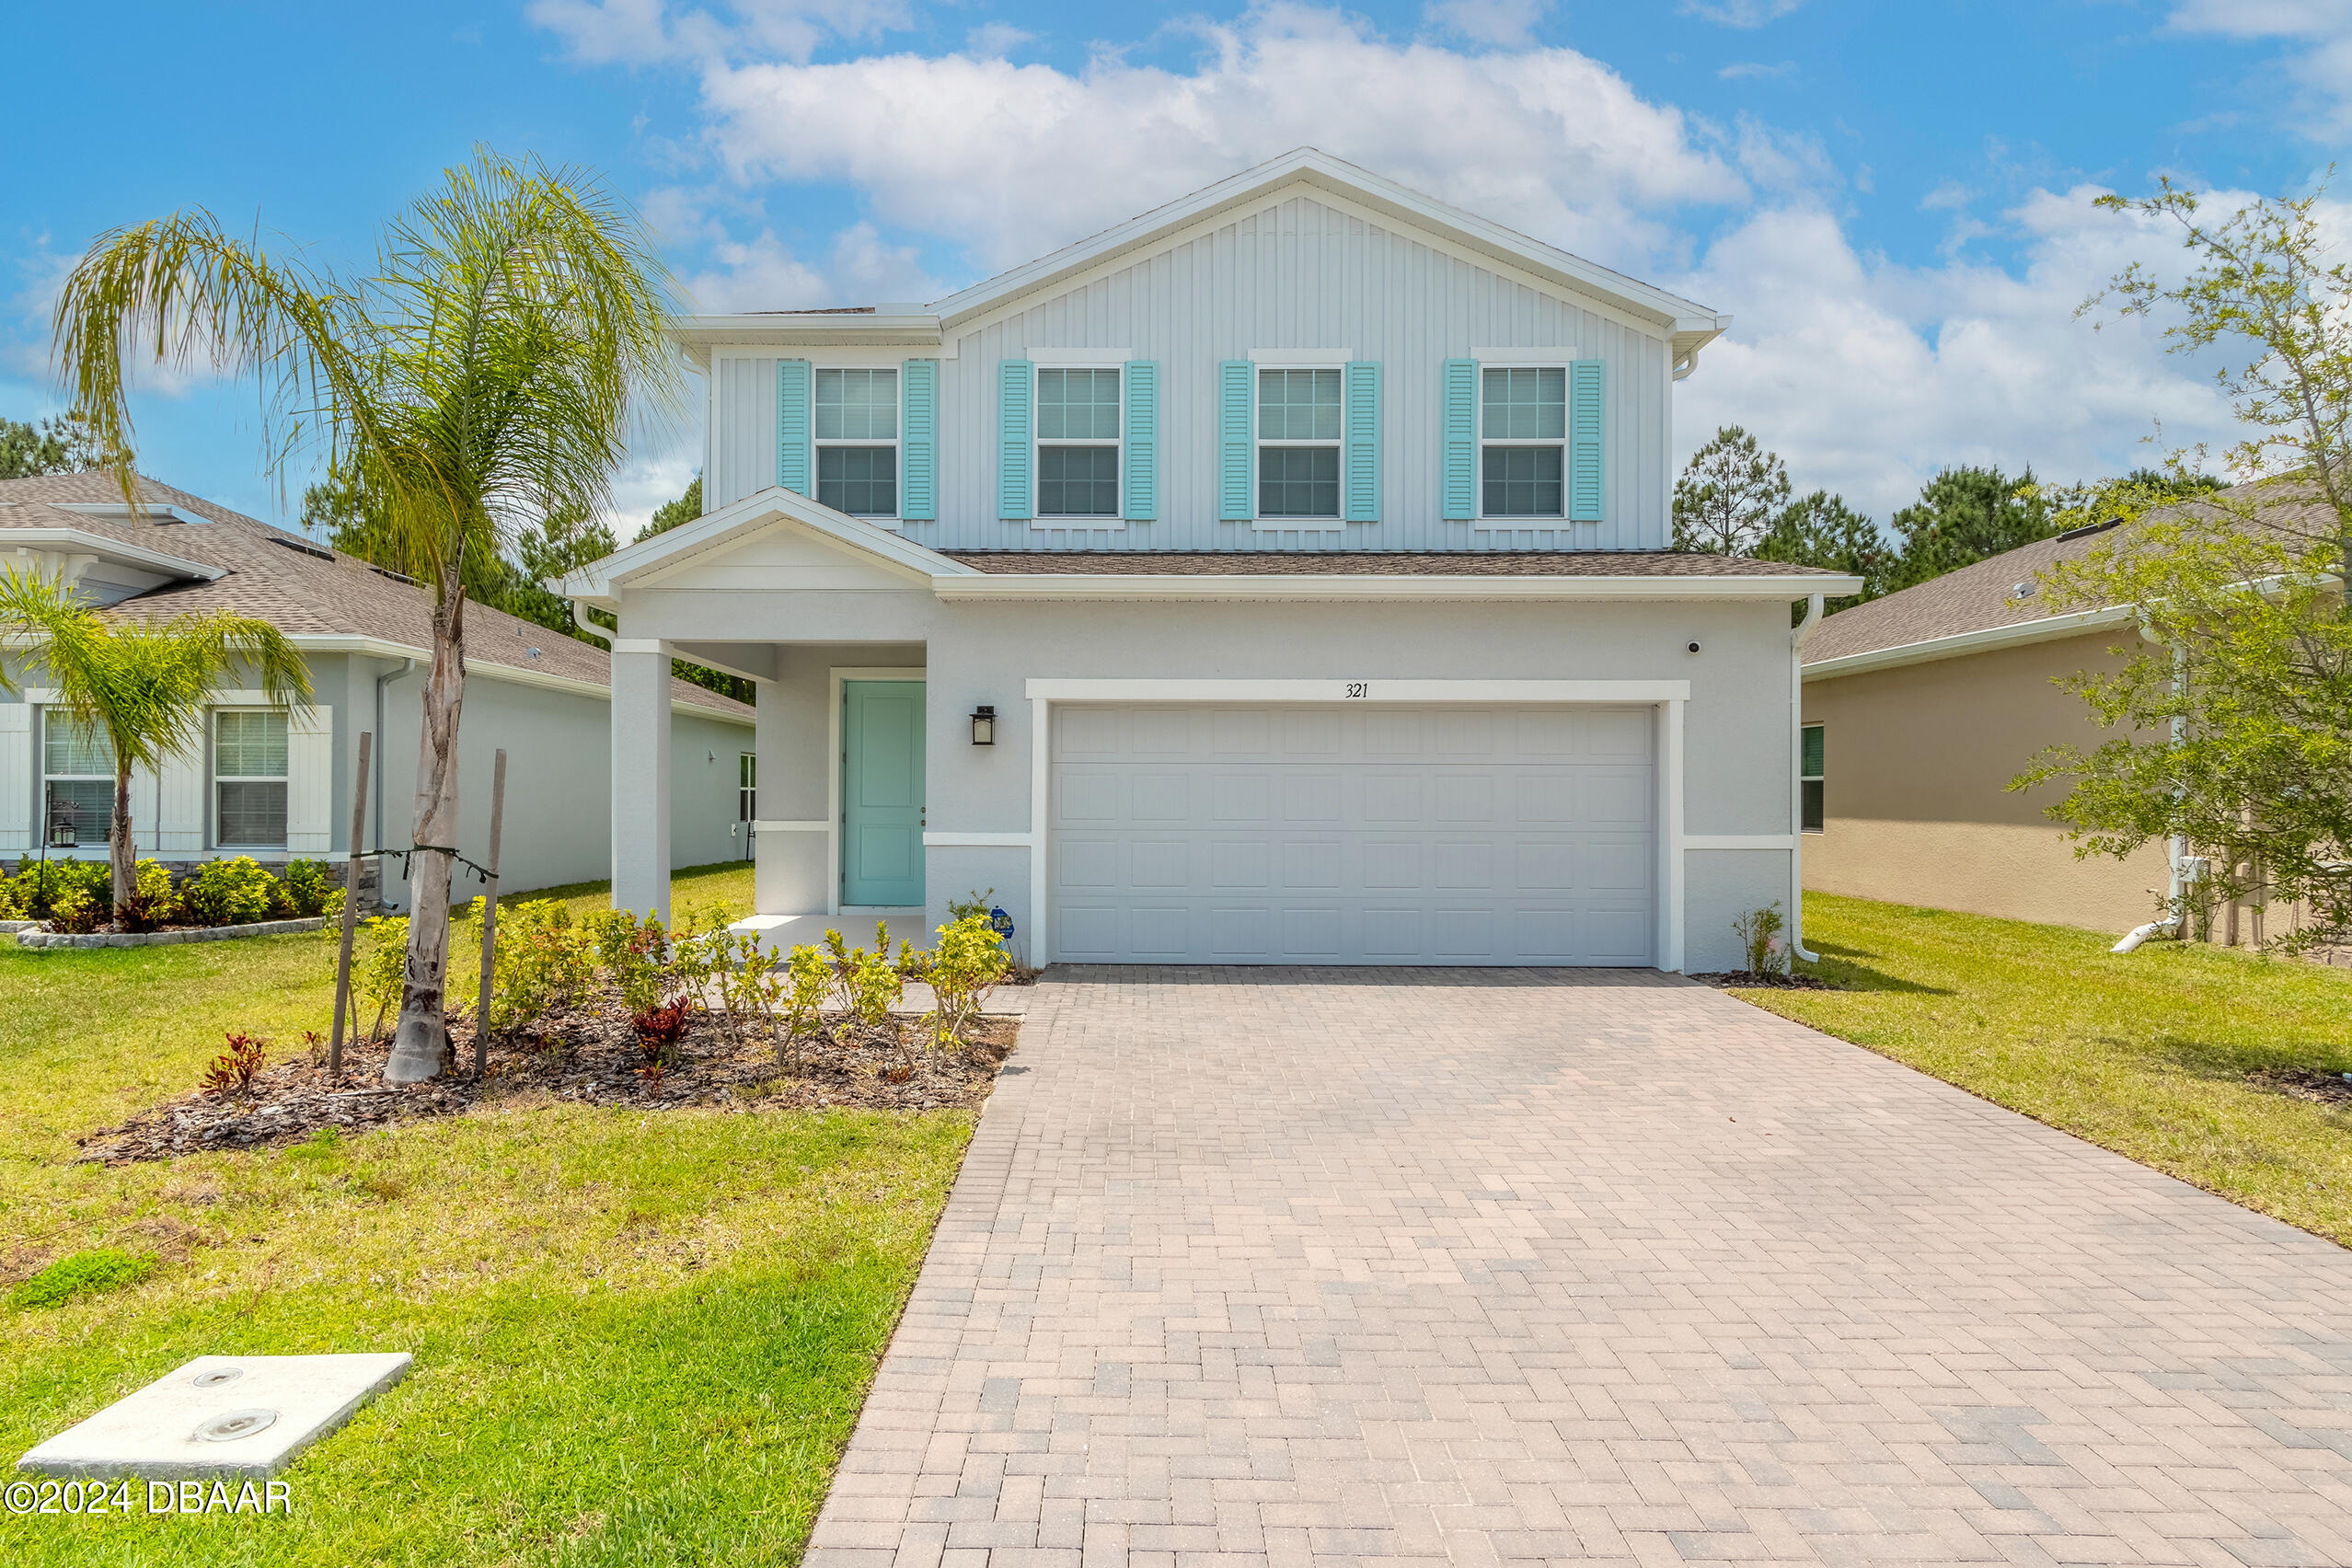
[615,575,1797,973]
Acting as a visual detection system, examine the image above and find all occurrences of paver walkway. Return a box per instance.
[805,968,2352,1568]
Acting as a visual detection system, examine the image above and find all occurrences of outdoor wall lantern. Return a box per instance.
[970,705,997,746]
[47,814,78,850]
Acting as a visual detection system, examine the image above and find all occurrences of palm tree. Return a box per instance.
[52,149,678,1081]
[0,568,308,915]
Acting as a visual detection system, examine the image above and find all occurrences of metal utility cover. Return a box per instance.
[17,1354,412,1480]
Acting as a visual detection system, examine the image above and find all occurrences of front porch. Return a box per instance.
[607,631,1030,958]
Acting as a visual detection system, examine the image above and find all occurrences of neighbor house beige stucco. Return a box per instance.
[1802,628,2172,934]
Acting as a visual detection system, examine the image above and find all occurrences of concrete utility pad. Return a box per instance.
[18,1353,411,1480]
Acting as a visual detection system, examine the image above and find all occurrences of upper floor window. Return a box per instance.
[215,709,289,847]
[815,367,898,517]
[42,711,112,847]
[1481,367,1565,519]
[1036,367,1120,517]
[1258,368,1342,519]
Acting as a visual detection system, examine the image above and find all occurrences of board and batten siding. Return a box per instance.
[704,195,1675,552]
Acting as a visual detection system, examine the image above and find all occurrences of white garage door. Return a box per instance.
[1050,703,1656,965]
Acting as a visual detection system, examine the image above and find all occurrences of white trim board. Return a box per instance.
[1249,348,1353,364]
[1024,678,1689,703]
[1802,605,2133,681]
[937,573,1864,603]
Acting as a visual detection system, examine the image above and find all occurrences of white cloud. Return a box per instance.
[1669,187,2255,517]
[543,2,2283,528]
[698,5,1747,273]
[1680,0,1803,29]
[964,21,1032,59]
[1423,0,1550,48]
[676,217,945,311]
[527,0,914,65]
[1716,60,1794,80]
[2166,0,2352,135]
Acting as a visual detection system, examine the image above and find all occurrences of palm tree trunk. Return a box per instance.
[110,761,134,918]
[385,586,467,1082]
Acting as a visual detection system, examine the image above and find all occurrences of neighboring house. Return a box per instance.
[1,471,753,906]
[557,148,1859,972]
[1799,520,2177,934]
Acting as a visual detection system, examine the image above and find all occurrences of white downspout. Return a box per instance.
[571,599,613,648]
[1791,592,1827,963]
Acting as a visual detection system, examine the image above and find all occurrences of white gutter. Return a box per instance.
[1803,604,2134,681]
[1790,593,1827,964]
[928,571,1865,604]
[570,601,612,647]
[373,656,414,850]
[0,526,226,581]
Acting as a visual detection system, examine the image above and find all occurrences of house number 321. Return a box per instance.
[1343,682,1369,698]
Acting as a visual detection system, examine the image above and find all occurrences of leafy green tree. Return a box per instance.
[54,148,678,1080]
[636,474,700,542]
[1756,490,1889,605]
[1672,426,1789,555]
[0,411,105,478]
[0,568,308,914]
[1884,466,2056,592]
[2014,176,2352,946]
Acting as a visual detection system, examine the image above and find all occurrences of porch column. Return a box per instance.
[610,639,672,922]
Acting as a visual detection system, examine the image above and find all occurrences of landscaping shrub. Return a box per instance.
[9,1249,153,1310]
[282,858,338,917]
[590,909,672,1017]
[822,924,904,1025]
[1,858,110,923]
[631,997,690,1078]
[199,1032,268,1096]
[179,856,290,926]
[489,900,597,1033]
[1732,903,1789,977]
[910,911,1011,1048]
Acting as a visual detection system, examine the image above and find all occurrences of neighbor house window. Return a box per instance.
[738,752,757,823]
[41,711,113,847]
[1036,367,1121,517]
[1257,368,1342,519]
[1481,366,1565,519]
[1801,723,1825,833]
[214,710,289,847]
[814,366,898,517]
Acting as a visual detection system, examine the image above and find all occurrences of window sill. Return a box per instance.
[1246,516,1348,532]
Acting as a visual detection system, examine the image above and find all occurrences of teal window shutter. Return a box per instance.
[1569,358,1606,522]
[1217,360,1253,521]
[777,359,812,496]
[997,360,1033,520]
[900,359,938,521]
[1440,359,1476,520]
[1343,361,1380,523]
[1124,360,1159,522]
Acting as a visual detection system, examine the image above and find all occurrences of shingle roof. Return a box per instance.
[943,550,1843,577]
[1802,476,2344,668]
[0,472,751,718]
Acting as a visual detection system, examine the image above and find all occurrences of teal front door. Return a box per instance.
[842,680,926,906]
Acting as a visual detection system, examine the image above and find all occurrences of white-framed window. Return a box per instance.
[1801,723,1825,834]
[214,709,289,847]
[41,711,113,847]
[814,366,899,518]
[1257,367,1343,521]
[738,752,757,823]
[1480,365,1566,520]
[1035,365,1122,518]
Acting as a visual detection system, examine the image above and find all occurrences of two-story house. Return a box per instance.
[558,149,1858,971]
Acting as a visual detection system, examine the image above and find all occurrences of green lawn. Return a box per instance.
[0,859,966,1567]
[1740,892,2352,1248]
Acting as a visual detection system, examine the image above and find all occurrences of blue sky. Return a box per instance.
[4,0,2347,532]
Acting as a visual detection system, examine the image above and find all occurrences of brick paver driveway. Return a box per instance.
[806,969,2352,1568]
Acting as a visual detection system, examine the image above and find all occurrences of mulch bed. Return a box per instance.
[1689,971,1841,991]
[77,1004,1018,1166]
[2252,1066,2352,1107]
